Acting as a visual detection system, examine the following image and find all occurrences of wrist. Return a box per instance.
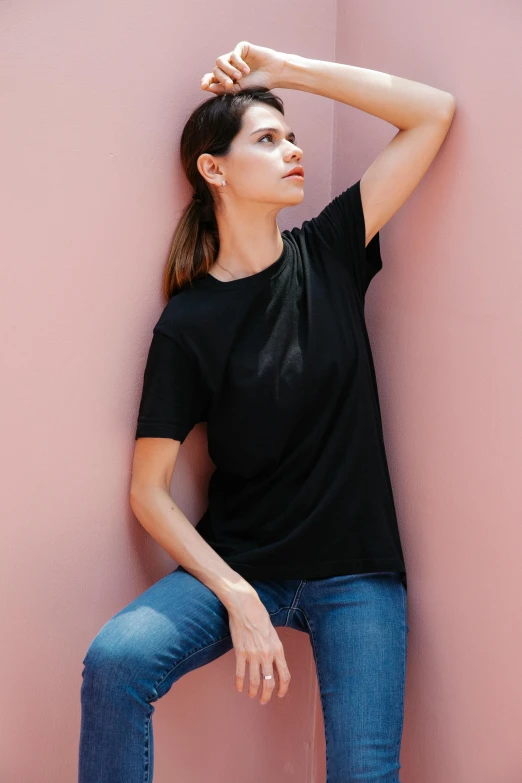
[218,578,260,613]
[273,52,312,91]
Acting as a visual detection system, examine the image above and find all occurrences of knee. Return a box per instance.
[81,613,148,689]
[82,630,116,677]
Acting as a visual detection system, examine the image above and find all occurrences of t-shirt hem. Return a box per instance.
[223,556,407,583]
[135,424,188,442]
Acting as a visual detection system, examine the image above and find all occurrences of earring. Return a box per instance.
[221,180,226,187]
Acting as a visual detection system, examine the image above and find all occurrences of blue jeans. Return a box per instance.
[79,568,409,782]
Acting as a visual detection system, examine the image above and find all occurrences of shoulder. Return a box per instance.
[284,180,382,297]
[153,285,203,340]
[295,180,362,241]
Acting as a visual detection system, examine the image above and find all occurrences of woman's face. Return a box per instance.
[203,104,305,209]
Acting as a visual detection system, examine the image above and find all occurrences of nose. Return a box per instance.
[286,142,303,161]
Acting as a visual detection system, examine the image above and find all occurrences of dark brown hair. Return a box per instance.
[162,86,285,301]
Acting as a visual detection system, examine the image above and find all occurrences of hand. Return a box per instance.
[200,40,286,95]
[225,586,291,705]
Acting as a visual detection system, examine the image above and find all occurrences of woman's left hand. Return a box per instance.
[200,41,286,94]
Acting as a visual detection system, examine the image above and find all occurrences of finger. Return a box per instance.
[248,657,261,699]
[202,82,226,94]
[206,82,240,95]
[229,51,250,74]
[235,650,247,693]
[274,646,291,698]
[213,65,236,90]
[259,666,276,705]
[232,40,251,72]
[200,72,219,90]
[201,78,227,95]
[216,55,244,82]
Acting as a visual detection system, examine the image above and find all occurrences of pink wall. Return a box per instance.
[0,3,336,782]
[327,2,522,782]
[2,2,521,783]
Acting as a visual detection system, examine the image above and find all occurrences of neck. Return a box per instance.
[210,204,284,281]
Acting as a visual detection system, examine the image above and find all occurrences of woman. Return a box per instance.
[79,42,456,782]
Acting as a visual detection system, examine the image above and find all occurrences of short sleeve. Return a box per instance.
[301,178,383,297]
[135,327,209,443]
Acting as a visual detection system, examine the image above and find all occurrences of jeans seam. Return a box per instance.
[144,711,152,783]
[284,580,307,627]
[299,608,330,783]
[395,581,408,771]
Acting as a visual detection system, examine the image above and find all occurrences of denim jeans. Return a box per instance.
[79,567,409,783]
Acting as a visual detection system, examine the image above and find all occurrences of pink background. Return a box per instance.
[1,1,521,781]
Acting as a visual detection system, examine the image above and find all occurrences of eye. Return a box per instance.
[258,133,298,145]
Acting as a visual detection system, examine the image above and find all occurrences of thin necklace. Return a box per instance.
[215,238,284,281]
[215,259,250,281]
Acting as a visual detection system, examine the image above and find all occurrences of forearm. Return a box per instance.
[275,54,455,130]
[130,487,256,609]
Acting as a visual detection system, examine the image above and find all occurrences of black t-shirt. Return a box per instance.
[135,179,407,590]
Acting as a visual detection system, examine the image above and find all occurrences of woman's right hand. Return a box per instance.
[200,41,287,95]
[225,586,291,705]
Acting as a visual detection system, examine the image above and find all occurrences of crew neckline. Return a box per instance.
[197,232,290,291]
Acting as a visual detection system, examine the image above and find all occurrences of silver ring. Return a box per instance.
[262,674,273,680]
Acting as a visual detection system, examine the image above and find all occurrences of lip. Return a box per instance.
[283,166,305,179]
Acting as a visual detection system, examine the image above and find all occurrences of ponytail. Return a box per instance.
[162,87,285,300]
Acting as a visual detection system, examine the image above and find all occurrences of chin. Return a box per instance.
[287,191,305,205]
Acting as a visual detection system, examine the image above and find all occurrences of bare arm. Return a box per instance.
[275,55,455,130]
[202,43,456,246]
[274,54,456,245]
[130,437,292,703]
[130,438,251,609]
[130,483,251,606]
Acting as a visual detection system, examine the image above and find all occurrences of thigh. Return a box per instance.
[303,572,409,783]
[82,566,297,702]
[82,565,234,701]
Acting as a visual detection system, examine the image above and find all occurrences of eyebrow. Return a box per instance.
[250,126,296,140]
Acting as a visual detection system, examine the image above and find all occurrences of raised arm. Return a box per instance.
[275,54,456,247]
[200,42,456,247]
